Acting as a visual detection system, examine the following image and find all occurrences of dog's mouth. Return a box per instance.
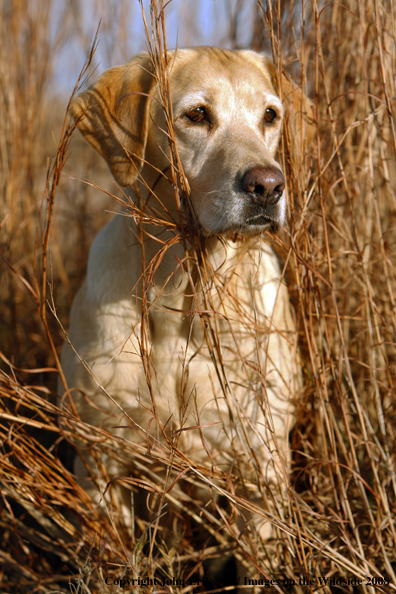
[244,214,279,233]
[184,192,284,237]
[197,215,280,238]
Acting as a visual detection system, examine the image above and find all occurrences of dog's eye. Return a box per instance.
[186,107,207,123]
[264,108,277,123]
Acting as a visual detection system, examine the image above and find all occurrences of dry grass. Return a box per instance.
[1,0,396,592]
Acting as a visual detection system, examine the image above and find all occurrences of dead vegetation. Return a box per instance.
[0,0,395,592]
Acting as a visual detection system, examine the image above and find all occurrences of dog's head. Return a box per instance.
[72,47,313,236]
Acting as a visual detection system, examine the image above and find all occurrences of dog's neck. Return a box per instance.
[106,183,262,311]
[124,182,228,284]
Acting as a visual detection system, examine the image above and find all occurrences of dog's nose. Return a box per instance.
[241,166,285,205]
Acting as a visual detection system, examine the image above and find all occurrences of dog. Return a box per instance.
[61,47,309,582]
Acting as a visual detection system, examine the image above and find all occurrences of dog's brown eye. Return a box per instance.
[186,107,207,123]
[264,108,277,123]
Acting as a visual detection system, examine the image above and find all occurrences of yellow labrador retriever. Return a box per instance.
[61,47,305,572]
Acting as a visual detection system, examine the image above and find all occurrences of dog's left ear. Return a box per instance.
[260,56,316,147]
[279,74,316,147]
[71,53,156,187]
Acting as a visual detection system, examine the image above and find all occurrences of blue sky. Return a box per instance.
[51,0,257,95]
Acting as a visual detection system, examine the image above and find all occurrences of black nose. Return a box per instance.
[241,166,285,205]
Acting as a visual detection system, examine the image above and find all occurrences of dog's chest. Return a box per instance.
[146,242,282,406]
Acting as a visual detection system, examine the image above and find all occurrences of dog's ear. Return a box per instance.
[259,55,315,147]
[71,53,155,187]
[280,74,316,147]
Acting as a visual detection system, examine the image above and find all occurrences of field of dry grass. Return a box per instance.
[1,0,396,592]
